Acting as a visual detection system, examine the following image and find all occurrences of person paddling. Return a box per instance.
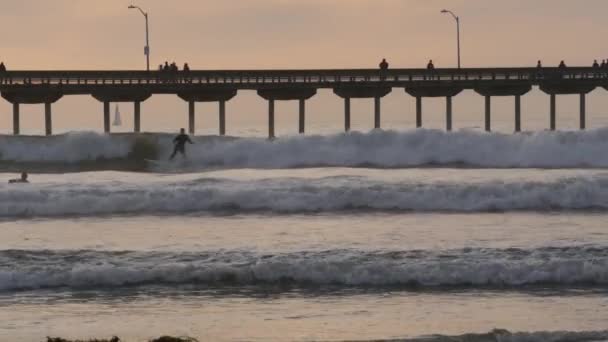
[170,128,194,160]
[9,172,29,183]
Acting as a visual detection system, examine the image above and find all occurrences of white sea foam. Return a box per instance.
[3,128,608,168]
[1,247,608,291]
[1,174,608,217]
[0,131,135,162]
[397,329,608,342]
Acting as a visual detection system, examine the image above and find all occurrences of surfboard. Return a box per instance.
[145,158,166,166]
[145,159,191,171]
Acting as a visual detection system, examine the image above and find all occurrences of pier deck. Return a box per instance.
[1,67,605,136]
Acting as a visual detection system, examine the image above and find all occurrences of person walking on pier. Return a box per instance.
[170,128,194,160]
[0,62,6,72]
[427,60,435,70]
[558,60,567,69]
[593,60,600,68]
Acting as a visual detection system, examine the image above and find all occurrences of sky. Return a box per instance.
[2,0,608,135]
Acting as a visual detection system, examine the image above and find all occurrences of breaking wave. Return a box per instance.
[2,174,608,217]
[384,329,608,342]
[4,128,608,170]
[2,246,608,291]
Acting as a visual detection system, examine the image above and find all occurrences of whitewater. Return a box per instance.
[4,128,608,170]
[4,131,608,341]
[2,246,608,291]
[2,170,608,217]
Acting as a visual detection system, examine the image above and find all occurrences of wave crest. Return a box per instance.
[397,329,608,342]
[4,129,608,170]
[2,247,608,291]
[2,174,608,217]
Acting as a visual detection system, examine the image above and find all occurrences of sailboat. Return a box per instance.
[112,104,122,126]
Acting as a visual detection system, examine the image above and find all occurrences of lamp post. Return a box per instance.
[441,9,460,69]
[128,5,150,71]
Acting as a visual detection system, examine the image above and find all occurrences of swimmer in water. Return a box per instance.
[8,172,29,183]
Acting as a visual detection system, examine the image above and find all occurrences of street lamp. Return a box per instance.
[128,5,150,71]
[441,9,460,69]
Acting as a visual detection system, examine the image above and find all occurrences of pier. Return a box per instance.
[0,67,604,137]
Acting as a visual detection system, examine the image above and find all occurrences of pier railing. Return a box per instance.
[1,67,606,88]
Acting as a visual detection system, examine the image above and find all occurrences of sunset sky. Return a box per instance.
[2,0,608,135]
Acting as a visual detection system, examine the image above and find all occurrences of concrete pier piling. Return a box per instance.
[484,96,491,132]
[415,96,422,128]
[188,101,195,134]
[12,103,19,135]
[268,99,275,139]
[219,100,226,136]
[579,93,586,130]
[44,102,52,135]
[344,98,351,132]
[257,88,316,138]
[515,95,521,132]
[334,86,390,131]
[298,99,305,134]
[446,96,453,131]
[134,101,141,133]
[374,97,381,129]
[550,94,556,131]
[103,101,110,133]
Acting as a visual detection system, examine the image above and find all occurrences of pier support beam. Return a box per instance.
[298,99,305,134]
[515,95,521,132]
[446,96,453,131]
[550,94,556,130]
[579,93,586,130]
[103,101,110,133]
[484,96,491,132]
[188,101,195,134]
[268,100,275,139]
[374,97,381,129]
[344,98,351,132]
[45,102,52,136]
[134,101,141,133]
[219,100,226,136]
[12,103,20,135]
[416,96,422,128]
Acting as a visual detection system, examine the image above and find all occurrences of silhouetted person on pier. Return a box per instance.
[183,63,190,72]
[593,60,600,68]
[8,172,28,184]
[427,60,435,70]
[0,62,5,72]
[379,58,389,80]
[536,60,542,69]
[170,62,178,72]
[558,60,567,69]
[170,128,193,160]
[379,58,389,71]
[163,61,170,71]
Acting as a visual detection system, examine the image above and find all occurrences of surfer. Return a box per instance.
[170,128,194,160]
[8,172,29,183]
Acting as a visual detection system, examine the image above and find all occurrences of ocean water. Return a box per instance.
[2,129,608,341]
